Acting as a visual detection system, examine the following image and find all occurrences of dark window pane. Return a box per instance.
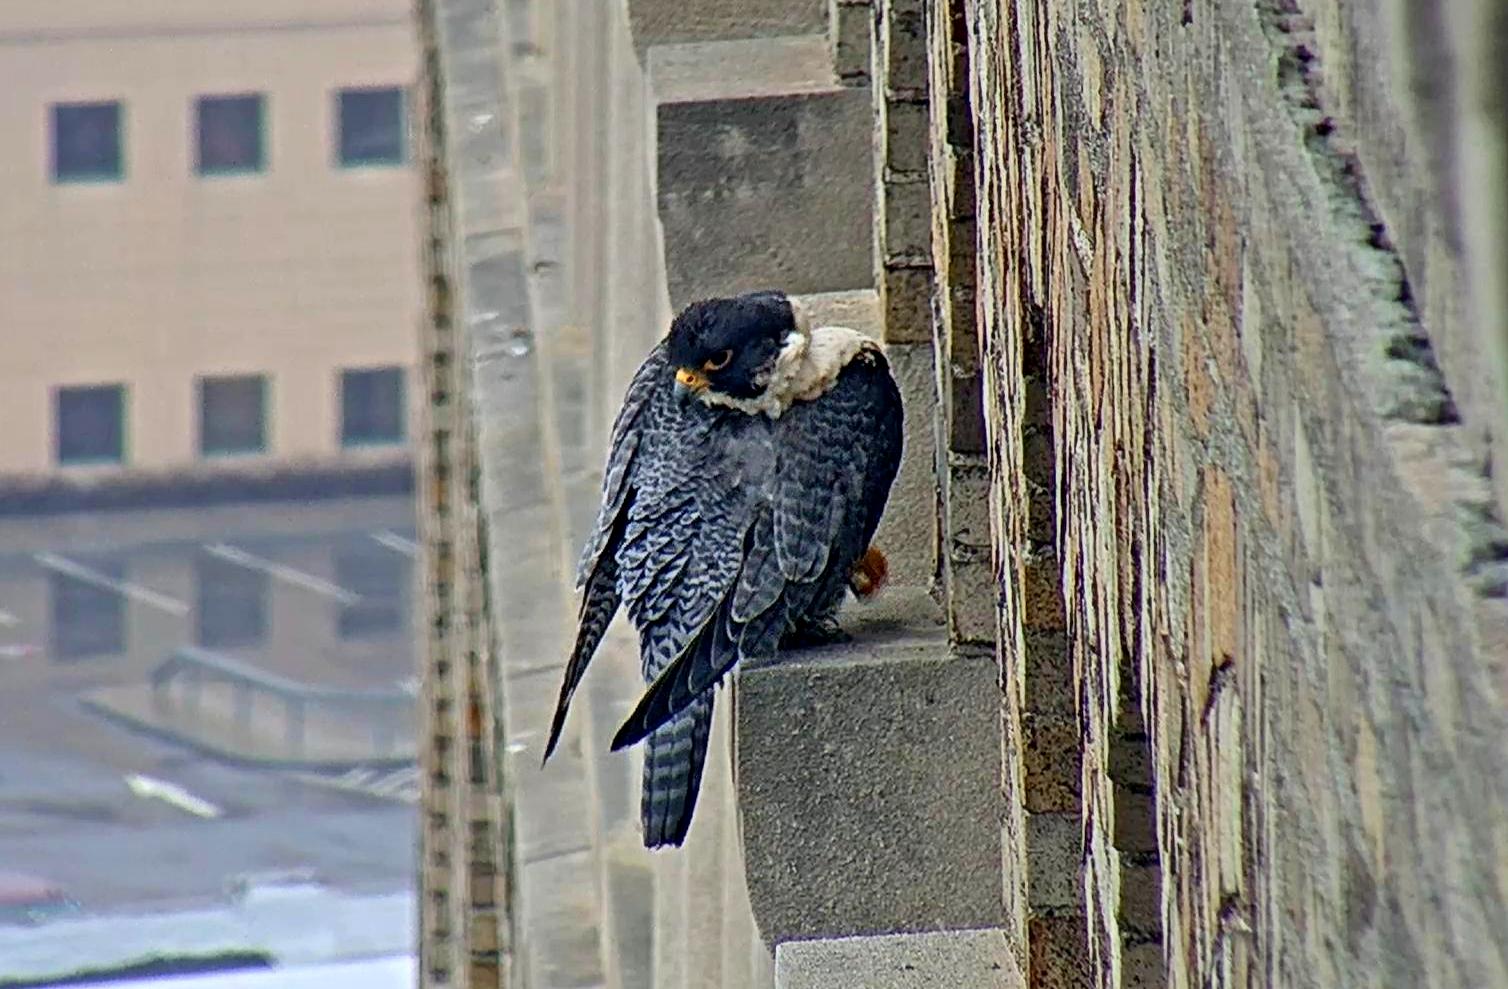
[336,87,405,166]
[199,374,267,455]
[194,555,268,649]
[52,101,122,182]
[50,561,125,661]
[196,94,264,174]
[335,546,408,639]
[340,367,406,446]
[56,385,125,464]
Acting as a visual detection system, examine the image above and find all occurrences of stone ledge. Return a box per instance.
[649,35,836,103]
[774,928,1023,988]
[627,0,827,54]
[734,588,1006,945]
[651,36,873,308]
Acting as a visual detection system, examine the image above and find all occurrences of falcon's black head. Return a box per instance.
[665,291,803,407]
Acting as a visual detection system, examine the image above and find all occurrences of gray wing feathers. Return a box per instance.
[772,446,848,582]
[543,550,621,763]
[560,342,903,849]
[575,345,668,587]
[612,355,903,753]
[547,345,668,765]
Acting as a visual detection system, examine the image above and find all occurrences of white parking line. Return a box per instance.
[291,766,419,804]
[204,543,361,604]
[368,768,419,799]
[333,769,376,791]
[124,773,223,819]
[371,531,419,557]
[33,552,189,616]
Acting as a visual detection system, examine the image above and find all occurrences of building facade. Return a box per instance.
[421,1,1508,988]
[0,0,421,495]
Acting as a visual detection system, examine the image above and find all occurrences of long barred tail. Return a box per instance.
[640,692,713,848]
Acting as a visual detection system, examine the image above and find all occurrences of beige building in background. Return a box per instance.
[0,0,420,491]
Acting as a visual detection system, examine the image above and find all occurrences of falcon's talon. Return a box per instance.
[780,618,853,650]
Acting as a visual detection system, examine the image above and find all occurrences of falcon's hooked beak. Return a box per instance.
[674,367,710,406]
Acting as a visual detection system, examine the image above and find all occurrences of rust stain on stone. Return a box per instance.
[1203,466,1240,670]
[1023,554,1068,632]
[1257,433,1281,528]
[1184,311,1214,439]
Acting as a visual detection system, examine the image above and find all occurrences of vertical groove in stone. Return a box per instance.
[415,2,460,984]
[962,0,1090,984]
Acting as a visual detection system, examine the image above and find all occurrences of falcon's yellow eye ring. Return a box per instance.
[703,350,733,372]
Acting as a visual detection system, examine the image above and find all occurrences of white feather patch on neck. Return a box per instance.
[699,324,882,419]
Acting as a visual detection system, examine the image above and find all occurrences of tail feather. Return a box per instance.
[641,692,713,848]
[543,560,620,765]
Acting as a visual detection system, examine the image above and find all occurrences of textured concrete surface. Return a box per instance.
[736,589,1004,944]
[965,0,1508,986]
[429,1,1508,988]
[654,35,873,308]
[627,0,826,51]
[775,928,1023,989]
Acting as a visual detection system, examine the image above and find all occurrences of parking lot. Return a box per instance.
[0,495,421,914]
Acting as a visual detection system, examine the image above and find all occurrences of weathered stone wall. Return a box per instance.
[420,0,1508,986]
[963,1,1508,987]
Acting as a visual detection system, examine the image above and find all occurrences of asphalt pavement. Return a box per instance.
[0,495,420,921]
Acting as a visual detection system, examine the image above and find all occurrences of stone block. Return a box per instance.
[1025,811,1083,913]
[879,177,934,265]
[735,589,1005,944]
[827,0,873,85]
[517,848,609,988]
[948,556,997,646]
[795,288,884,335]
[948,457,991,548]
[1118,862,1162,940]
[775,928,1024,988]
[1113,786,1158,856]
[1022,553,1066,631]
[879,264,934,343]
[876,341,940,586]
[950,369,988,454]
[1022,715,1080,813]
[1120,941,1165,988]
[878,2,927,97]
[653,36,874,308]
[880,97,930,175]
[1023,629,1075,716]
[1027,916,1092,989]
[628,0,826,51]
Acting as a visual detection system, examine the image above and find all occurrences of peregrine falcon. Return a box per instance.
[541,290,904,848]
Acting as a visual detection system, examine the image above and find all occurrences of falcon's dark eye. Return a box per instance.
[703,350,733,372]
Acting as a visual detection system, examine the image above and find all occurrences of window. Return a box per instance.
[195,554,268,649]
[199,374,267,456]
[340,367,406,447]
[335,87,406,167]
[196,94,264,175]
[335,545,408,640]
[56,384,125,465]
[50,561,126,661]
[51,101,123,183]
